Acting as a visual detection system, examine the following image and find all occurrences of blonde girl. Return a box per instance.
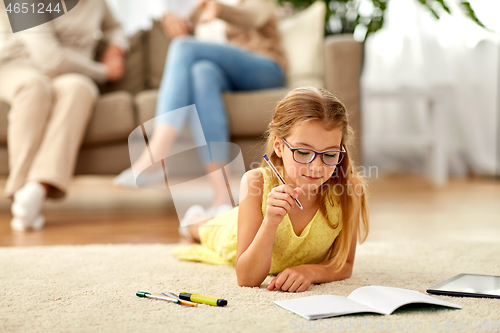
[171,87,369,293]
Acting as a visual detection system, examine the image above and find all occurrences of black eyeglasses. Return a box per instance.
[281,138,345,166]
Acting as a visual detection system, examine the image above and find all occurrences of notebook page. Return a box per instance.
[274,295,384,320]
[347,286,462,315]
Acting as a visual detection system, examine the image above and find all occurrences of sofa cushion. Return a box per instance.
[135,88,289,139]
[134,89,191,141]
[75,143,131,175]
[145,20,170,89]
[0,92,135,147]
[223,88,289,137]
[135,89,158,126]
[0,100,8,144]
[97,30,147,95]
[0,147,8,174]
[279,1,325,88]
[82,91,135,146]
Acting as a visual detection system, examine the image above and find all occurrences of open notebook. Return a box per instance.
[274,286,462,320]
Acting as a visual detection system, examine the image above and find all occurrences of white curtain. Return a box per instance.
[361,0,499,177]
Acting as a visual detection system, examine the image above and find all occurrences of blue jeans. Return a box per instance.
[155,37,286,165]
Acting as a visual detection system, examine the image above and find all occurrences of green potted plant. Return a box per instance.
[278,0,486,40]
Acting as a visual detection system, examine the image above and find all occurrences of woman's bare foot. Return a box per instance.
[113,165,165,188]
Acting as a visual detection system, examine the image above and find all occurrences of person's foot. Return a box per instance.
[112,168,138,188]
[179,205,207,228]
[178,204,233,243]
[11,215,45,232]
[112,167,166,188]
[11,182,47,231]
[178,205,212,243]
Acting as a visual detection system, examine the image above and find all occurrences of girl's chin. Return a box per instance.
[297,182,323,194]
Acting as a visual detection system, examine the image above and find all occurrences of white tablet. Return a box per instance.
[427,273,500,299]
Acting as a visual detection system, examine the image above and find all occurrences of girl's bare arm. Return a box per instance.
[235,169,299,287]
[235,169,275,286]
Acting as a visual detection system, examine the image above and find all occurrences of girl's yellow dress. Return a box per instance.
[170,167,342,275]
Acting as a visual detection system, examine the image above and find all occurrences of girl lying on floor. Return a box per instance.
[171,87,369,292]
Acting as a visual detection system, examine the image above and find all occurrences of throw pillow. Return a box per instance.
[97,30,147,95]
[279,1,326,88]
[145,20,171,89]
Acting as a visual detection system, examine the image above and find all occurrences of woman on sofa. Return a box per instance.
[114,0,288,222]
[0,0,128,231]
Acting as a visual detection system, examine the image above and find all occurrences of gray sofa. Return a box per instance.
[0,21,363,177]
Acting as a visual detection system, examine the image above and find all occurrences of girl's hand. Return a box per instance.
[264,185,302,227]
[268,266,312,293]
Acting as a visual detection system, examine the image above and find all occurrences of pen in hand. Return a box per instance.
[263,154,303,210]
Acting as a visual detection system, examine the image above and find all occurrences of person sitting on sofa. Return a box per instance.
[0,0,128,231]
[114,0,288,220]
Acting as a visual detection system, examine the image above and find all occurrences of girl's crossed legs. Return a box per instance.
[126,37,285,209]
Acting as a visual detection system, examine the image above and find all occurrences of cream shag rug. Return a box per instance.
[1,240,499,333]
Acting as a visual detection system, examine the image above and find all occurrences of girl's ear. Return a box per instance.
[273,136,283,158]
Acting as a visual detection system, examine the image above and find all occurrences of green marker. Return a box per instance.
[179,291,227,306]
[136,292,180,304]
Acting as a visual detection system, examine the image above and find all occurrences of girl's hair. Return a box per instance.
[260,87,369,272]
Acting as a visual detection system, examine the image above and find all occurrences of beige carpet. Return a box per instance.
[1,240,499,333]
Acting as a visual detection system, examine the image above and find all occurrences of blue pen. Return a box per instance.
[263,154,303,210]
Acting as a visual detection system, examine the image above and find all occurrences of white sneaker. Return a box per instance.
[179,205,206,228]
[178,205,208,241]
[11,215,45,232]
[11,182,46,225]
[113,168,137,188]
[113,168,166,188]
[177,204,233,240]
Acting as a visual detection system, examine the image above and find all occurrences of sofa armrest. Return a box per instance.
[323,34,363,165]
[0,100,9,144]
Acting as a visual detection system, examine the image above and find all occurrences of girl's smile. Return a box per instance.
[303,175,321,182]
